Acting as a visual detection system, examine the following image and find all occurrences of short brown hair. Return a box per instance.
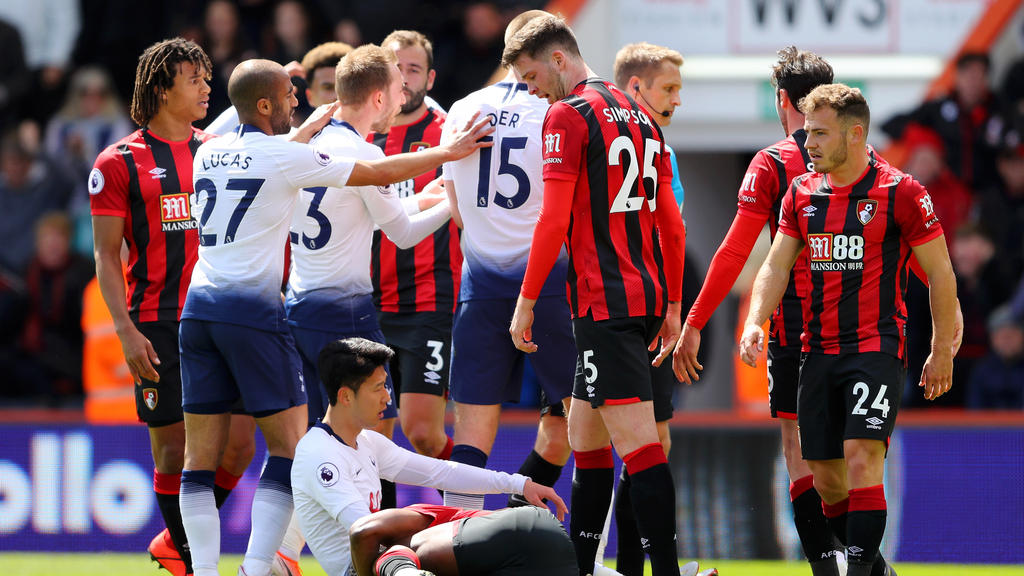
[770,46,833,110]
[300,42,354,81]
[613,42,683,90]
[335,44,398,107]
[381,30,433,70]
[505,9,551,47]
[800,83,870,134]
[501,14,580,68]
[130,38,212,126]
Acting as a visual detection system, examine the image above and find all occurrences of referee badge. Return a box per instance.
[142,388,158,411]
[856,199,877,225]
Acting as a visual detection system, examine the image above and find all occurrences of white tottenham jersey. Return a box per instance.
[442,81,565,300]
[286,119,450,330]
[292,423,527,576]
[183,125,354,330]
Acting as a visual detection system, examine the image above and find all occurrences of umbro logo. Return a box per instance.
[848,546,864,555]
[586,385,595,398]
[149,167,167,179]
[866,417,884,426]
[802,206,817,217]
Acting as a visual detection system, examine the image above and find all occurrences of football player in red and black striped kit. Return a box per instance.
[90,38,256,576]
[740,84,957,576]
[674,47,845,576]
[504,15,685,576]
[368,30,458,511]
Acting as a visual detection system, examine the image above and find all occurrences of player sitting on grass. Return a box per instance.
[291,337,567,576]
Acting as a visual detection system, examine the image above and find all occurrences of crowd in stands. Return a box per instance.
[885,49,1024,410]
[0,0,1021,411]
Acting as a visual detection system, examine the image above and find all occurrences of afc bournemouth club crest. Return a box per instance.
[409,141,431,153]
[857,199,878,225]
[143,388,158,411]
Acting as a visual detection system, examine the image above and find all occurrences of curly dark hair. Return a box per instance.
[130,38,212,126]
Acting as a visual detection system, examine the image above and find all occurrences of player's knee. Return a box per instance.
[404,423,443,455]
[349,515,381,549]
[221,433,256,471]
[153,441,186,472]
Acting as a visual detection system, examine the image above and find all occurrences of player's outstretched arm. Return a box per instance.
[911,235,957,400]
[92,215,160,383]
[350,508,434,576]
[522,479,568,521]
[739,233,803,367]
[347,112,494,187]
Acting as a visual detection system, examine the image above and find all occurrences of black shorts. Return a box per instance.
[134,320,183,426]
[378,311,451,401]
[651,358,675,422]
[571,315,663,409]
[539,389,567,418]
[767,339,800,420]
[453,507,576,576]
[798,352,904,461]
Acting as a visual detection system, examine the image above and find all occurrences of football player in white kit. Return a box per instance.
[178,59,493,576]
[440,9,574,512]
[292,337,567,576]
[278,43,455,576]
[288,43,452,430]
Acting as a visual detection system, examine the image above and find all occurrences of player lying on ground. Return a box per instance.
[349,504,576,576]
[291,337,566,576]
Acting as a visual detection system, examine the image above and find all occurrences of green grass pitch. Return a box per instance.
[3,554,1023,576]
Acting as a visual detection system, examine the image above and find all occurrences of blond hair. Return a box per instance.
[613,42,683,90]
[335,44,398,107]
[800,83,870,134]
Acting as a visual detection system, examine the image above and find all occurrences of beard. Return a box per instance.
[270,107,293,135]
[813,133,849,173]
[401,85,427,115]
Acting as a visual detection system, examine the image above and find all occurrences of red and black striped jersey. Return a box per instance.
[89,127,214,323]
[736,130,814,347]
[778,159,943,357]
[369,108,461,313]
[541,79,675,321]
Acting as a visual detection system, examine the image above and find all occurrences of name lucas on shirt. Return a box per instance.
[200,153,253,171]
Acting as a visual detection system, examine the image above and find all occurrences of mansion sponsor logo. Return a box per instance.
[160,193,198,232]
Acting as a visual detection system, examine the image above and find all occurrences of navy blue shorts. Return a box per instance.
[179,319,306,418]
[450,296,575,406]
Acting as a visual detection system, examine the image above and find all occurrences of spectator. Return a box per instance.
[966,305,1024,409]
[13,212,93,403]
[951,225,1012,402]
[900,123,972,254]
[433,1,506,107]
[0,0,80,124]
[266,0,316,65]
[0,129,73,274]
[974,125,1024,284]
[199,0,257,123]
[44,66,133,256]
[883,52,1003,190]
[0,18,30,133]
